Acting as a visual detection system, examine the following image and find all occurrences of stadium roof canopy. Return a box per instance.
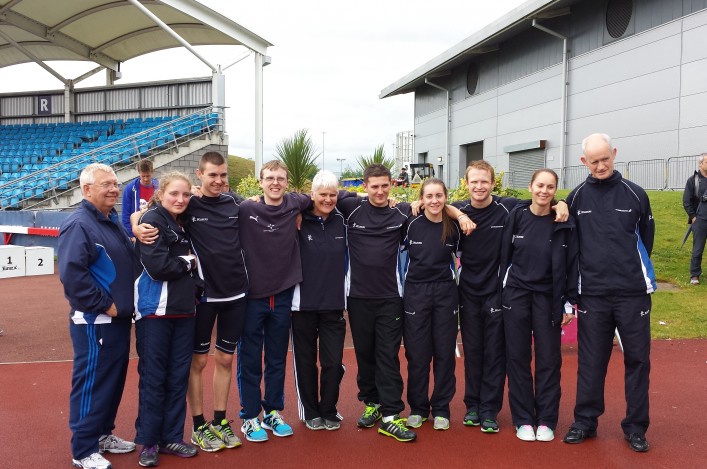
[379,0,575,99]
[0,0,272,82]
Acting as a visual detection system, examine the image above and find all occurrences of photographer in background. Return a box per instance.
[683,153,707,285]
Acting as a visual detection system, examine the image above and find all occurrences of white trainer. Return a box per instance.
[72,452,112,469]
[516,425,536,441]
[536,425,555,442]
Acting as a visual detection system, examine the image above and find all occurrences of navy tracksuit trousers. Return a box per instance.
[459,291,506,420]
[403,281,458,419]
[134,316,195,446]
[238,287,294,420]
[347,296,405,417]
[69,319,131,459]
[502,286,562,429]
[572,294,651,435]
[291,310,346,422]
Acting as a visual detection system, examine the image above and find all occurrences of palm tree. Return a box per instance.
[357,144,395,173]
[275,129,320,192]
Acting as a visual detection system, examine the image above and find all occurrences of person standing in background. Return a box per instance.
[682,153,707,285]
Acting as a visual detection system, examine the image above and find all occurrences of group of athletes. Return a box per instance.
[59,131,655,469]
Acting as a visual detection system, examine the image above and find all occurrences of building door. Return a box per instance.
[508,148,545,188]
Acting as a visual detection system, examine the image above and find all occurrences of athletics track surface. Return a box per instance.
[0,270,705,468]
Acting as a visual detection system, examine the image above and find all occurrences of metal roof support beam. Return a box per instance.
[425,77,450,187]
[127,0,217,73]
[0,8,119,70]
[0,29,68,85]
[532,19,568,188]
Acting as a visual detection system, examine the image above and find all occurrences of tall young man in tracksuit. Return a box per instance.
[682,153,707,285]
[58,164,139,469]
[291,171,348,431]
[237,160,311,442]
[563,133,656,453]
[184,153,248,452]
[336,164,415,442]
[453,161,568,433]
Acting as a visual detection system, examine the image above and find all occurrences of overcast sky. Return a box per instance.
[0,0,527,175]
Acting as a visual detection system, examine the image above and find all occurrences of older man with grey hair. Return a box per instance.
[58,163,139,469]
[683,153,707,285]
[562,133,656,453]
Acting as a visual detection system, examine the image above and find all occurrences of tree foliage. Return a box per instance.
[356,144,395,173]
[275,128,320,192]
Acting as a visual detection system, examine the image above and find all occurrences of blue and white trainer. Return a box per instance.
[262,410,293,437]
[241,418,268,442]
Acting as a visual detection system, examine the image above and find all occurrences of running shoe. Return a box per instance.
[209,419,241,448]
[262,410,293,437]
[433,416,450,431]
[305,417,325,430]
[241,418,268,442]
[323,418,341,431]
[516,425,536,441]
[481,418,499,433]
[72,453,111,469]
[357,403,382,428]
[138,445,158,467]
[378,416,417,442]
[406,415,426,428]
[99,434,136,454]
[192,422,225,452]
[463,410,480,426]
[536,425,554,442]
[159,441,197,458]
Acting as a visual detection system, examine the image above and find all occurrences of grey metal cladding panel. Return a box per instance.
[679,125,707,154]
[453,94,498,128]
[51,94,64,113]
[683,22,707,63]
[75,91,105,113]
[610,131,679,160]
[142,86,170,108]
[683,2,707,30]
[681,58,707,95]
[497,73,562,116]
[679,91,707,127]
[476,55,500,95]
[567,99,679,142]
[570,33,681,95]
[568,0,604,57]
[415,86,447,118]
[1,96,32,116]
[634,0,683,33]
[415,110,446,139]
[497,26,563,87]
[453,118,498,146]
[105,89,139,111]
[497,100,560,136]
[187,82,211,105]
[570,66,680,119]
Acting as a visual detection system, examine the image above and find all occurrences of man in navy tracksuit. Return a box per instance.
[563,133,656,453]
[682,154,707,285]
[237,160,311,442]
[122,159,158,239]
[58,163,139,469]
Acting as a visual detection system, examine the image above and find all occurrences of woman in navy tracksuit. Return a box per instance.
[403,178,461,431]
[499,169,578,443]
[134,172,198,466]
[291,170,348,431]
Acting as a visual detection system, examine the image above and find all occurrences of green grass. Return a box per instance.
[515,189,706,339]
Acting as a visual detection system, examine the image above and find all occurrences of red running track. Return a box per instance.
[0,270,705,468]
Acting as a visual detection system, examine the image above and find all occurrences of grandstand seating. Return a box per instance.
[0,110,221,209]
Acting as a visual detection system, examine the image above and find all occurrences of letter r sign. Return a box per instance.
[38,95,52,115]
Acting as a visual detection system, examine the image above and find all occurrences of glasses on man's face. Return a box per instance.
[90,182,121,190]
[263,176,287,184]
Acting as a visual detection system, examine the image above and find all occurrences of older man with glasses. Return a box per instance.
[58,163,140,469]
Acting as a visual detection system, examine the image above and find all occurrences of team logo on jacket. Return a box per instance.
[615,208,632,213]
[249,215,259,222]
[405,310,415,315]
[640,309,650,317]
[577,210,592,215]
[264,223,279,233]
[307,235,313,241]
[191,216,208,222]
[352,222,366,229]
[409,240,422,245]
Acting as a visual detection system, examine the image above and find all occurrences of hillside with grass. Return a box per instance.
[227,155,255,189]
